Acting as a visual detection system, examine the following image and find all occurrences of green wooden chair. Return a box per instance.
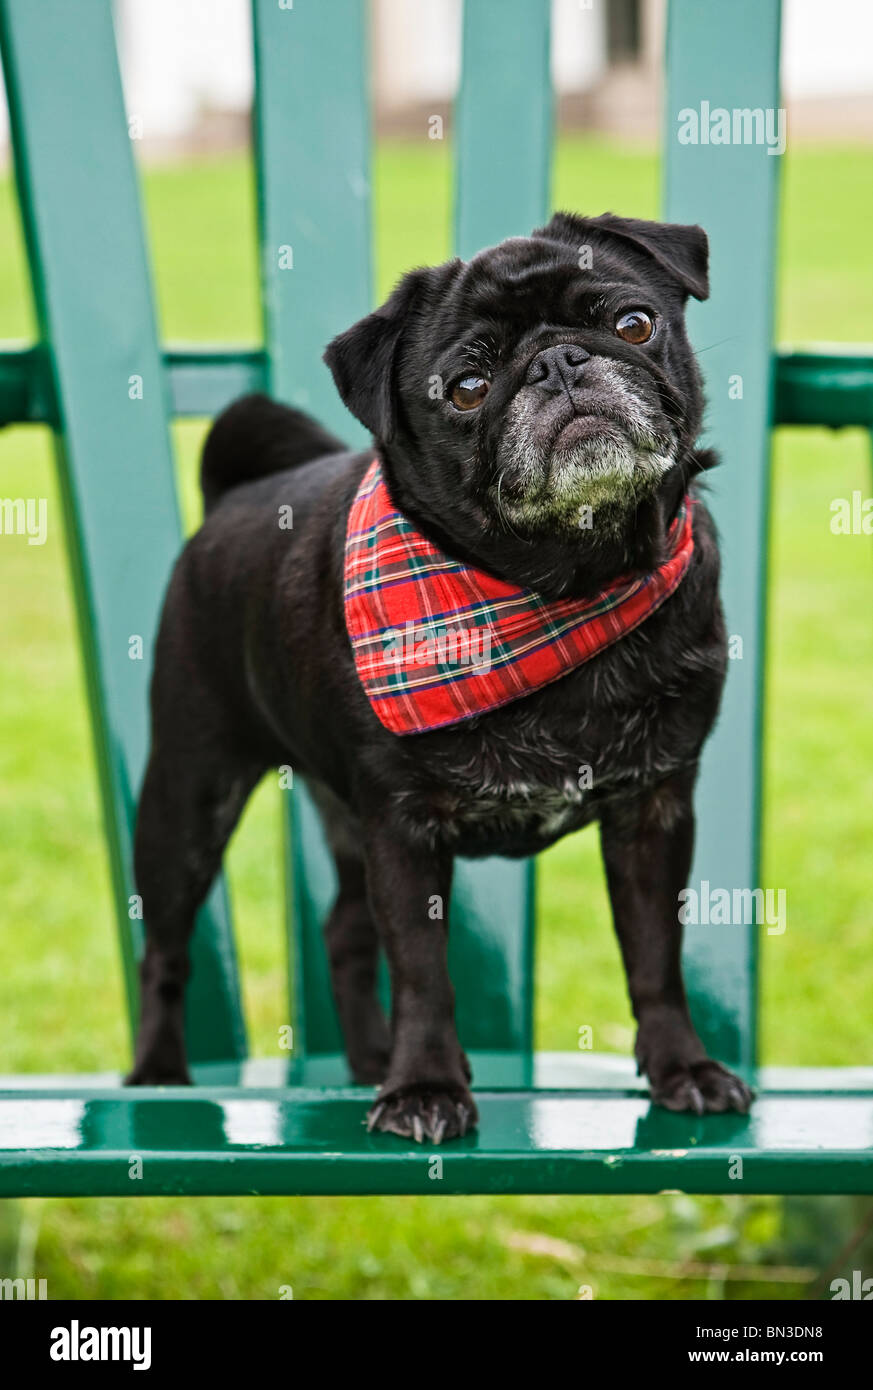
[1,0,871,1197]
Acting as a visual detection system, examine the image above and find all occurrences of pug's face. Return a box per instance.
[326,212,710,585]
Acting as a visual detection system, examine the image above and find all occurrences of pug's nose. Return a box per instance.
[526,343,590,393]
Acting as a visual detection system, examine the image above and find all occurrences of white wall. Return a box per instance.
[782,0,873,97]
[373,0,461,109]
[115,0,253,139]
[552,0,607,92]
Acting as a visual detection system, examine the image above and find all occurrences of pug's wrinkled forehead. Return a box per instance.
[434,213,708,348]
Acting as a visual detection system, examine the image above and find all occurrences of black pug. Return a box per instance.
[127,210,753,1141]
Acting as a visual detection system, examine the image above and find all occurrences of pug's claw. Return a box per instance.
[366,1102,385,1132]
[365,1086,478,1142]
[726,1080,753,1113]
[650,1059,755,1116]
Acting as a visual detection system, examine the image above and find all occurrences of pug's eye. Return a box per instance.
[449,375,490,411]
[615,309,655,345]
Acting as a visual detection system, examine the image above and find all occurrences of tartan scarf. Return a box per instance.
[344,459,695,736]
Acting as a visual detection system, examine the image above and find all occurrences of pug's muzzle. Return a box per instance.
[493,346,678,528]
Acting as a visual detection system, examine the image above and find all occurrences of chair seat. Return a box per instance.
[3,1054,872,1197]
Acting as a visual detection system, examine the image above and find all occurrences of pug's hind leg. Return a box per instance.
[127,729,263,1086]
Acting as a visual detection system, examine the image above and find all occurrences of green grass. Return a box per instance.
[0,137,871,1299]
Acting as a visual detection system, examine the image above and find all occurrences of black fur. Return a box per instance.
[127,212,753,1137]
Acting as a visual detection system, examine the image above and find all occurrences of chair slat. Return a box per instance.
[3,343,872,431]
[664,0,783,1066]
[254,0,548,1058]
[5,1069,873,1197]
[252,0,372,1056]
[252,0,372,439]
[454,0,553,255]
[0,0,246,1065]
[444,0,553,1056]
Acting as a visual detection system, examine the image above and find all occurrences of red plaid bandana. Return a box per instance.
[344,459,695,736]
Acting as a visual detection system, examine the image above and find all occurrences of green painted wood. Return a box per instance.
[773,348,873,428]
[434,0,555,1056]
[6,1053,873,1094]
[0,0,246,1065]
[454,0,552,255]
[253,0,542,1059]
[5,344,873,428]
[0,343,53,423]
[664,0,783,1067]
[252,0,372,439]
[164,346,267,418]
[252,0,372,1060]
[2,1067,873,1197]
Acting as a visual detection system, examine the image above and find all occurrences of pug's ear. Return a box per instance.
[535,210,710,302]
[324,266,445,441]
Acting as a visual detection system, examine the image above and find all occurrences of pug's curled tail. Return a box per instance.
[200,393,347,512]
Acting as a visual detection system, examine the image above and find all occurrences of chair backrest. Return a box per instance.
[0,0,780,1074]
